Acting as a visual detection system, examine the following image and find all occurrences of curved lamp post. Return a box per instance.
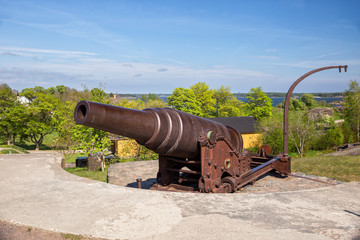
[283,65,348,156]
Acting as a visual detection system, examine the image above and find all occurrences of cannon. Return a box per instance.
[74,100,291,193]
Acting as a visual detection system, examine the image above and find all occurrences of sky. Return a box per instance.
[0,0,359,94]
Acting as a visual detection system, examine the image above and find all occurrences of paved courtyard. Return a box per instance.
[0,152,359,240]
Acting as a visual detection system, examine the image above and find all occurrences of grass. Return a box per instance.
[1,131,59,151]
[292,155,360,182]
[64,154,152,182]
[65,166,109,182]
[288,150,324,158]
[65,152,88,163]
[60,233,82,240]
[0,144,30,154]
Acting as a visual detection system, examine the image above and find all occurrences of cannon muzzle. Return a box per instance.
[74,101,243,159]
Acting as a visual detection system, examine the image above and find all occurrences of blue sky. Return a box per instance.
[0,0,359,93]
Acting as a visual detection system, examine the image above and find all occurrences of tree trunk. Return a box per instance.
[11,134,16,145]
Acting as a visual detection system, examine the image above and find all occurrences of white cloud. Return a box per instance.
[0,46,98,59]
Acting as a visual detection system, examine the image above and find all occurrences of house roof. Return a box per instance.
[207,116,258,134]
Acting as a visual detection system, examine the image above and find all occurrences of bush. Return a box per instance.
[313,126,344,150]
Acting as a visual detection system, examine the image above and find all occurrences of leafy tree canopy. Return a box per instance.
[300,94,317,109]
[246,87,272,120]
[167,87,203,116]
[343,80,360,142]
[190,82,216,117]
[0,84,17,110]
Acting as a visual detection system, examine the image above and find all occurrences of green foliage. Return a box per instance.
[190,82,216,117]
[0,149,20,154]
[214,85,244,117]
[342,80,360,142]
[145,99,168,108]
[0,85,19,144]
[300,94,317,109]
[259,114,284,154]
[277,98,304,111]
[19,88,61,150]
[90,87,110,103]
[167,83,245,118]
[323,127,344,149]
[288,111,316,157]
[0,84,17,110]
[0,144,29,153]
[246,87,272,120]
[140,93,159,102]
[117,99,145,109]
[167,87,203,116]
[135,145,159,161]
[217,96,244,117]
[0,102,27,145]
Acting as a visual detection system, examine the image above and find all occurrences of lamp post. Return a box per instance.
[283,65,348,156]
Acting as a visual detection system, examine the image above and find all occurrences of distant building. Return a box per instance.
[17,96,30,104]
[208,116,261,149]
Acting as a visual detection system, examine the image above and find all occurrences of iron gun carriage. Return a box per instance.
[74,100,291,193]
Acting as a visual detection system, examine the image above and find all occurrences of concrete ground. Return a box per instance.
[0,152,359,240]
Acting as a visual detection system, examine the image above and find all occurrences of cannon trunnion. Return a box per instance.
[74,101,291,193]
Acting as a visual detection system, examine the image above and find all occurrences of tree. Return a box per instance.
[246,87,272,120]
[300,94,317,109]
[190,82,216,117]
[2,102,28,145]
[20,88,61,150]
[20,86,46,102]
[146,99,168,108]
[313,126,344,150]
[217,96,244,117]
[213,85,244,117]
[167,88,202,116]
[214,86,233,114]
[52,100,77,152]
[343,80,360,142]
[0,84,17,110]
[117,99,145,110]
[288,111,315,157]
[0,84,18,144]
[259,113,283,154]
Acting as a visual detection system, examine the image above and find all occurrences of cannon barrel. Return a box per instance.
[74,101,243,159]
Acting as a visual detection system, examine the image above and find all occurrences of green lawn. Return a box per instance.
[65,166,108,182]
[292,155,360,182]
[0,145,29,154]
[64,152,88,163]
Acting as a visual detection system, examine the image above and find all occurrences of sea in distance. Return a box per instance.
[157,96,343,107]
[237,97,343,107]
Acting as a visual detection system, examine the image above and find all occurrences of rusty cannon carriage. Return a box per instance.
[74,100,290,193]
